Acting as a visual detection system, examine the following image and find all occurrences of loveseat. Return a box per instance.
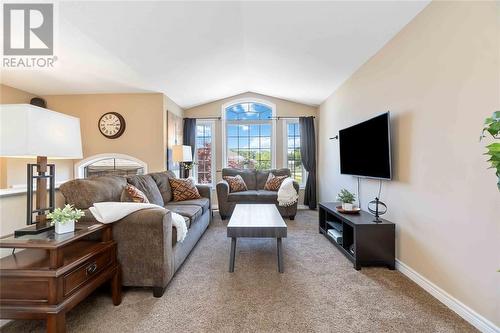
[216,168,299,220]
[59,171,211,297]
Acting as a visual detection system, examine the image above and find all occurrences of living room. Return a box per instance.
[0,1,498,333]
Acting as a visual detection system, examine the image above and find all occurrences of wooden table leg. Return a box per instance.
[47,312,65,333]
[229,237,237,272]
[111,267,122,306]
[277,238,284,273]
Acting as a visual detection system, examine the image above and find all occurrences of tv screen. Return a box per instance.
[339,112,392,179]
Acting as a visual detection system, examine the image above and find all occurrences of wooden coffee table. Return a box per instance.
[227,204,287,273]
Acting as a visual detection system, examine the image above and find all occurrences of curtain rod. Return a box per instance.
[192,116,221,120]
[191,116,315,120]
[268,116,316,120]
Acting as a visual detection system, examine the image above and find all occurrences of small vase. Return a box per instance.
[342,203,353,211]
[55,220,75,234]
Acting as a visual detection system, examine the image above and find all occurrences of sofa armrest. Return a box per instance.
[216,180,230,201]
[196,184,212,208]
[112,207,173,288]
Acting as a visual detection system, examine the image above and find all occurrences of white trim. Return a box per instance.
[221,98,276,169]
[396,259,499,333]
[283,118,306,187]
[194,120,216,186]
[74,153,148,179]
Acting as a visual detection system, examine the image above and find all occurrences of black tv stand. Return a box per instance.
[319,202,395,270]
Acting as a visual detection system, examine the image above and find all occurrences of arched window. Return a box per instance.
[222,99,275,169]
[75,153,147,179]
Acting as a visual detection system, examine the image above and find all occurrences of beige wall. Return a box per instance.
[185,92,318,197]
[43,93,168,173]
[318,1,499,326]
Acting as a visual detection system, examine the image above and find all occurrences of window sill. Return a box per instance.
[0,181,65,198]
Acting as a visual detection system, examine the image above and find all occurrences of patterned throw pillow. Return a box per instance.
[168,178,201,201]
[122,184,150,203]
[264,173,289,191]
[223,175,248,193]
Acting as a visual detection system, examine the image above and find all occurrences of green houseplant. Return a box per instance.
[47,204,85,234]
[480,111,500,191]
[337,189,356,210]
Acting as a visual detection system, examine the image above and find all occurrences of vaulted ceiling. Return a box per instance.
[1,1,429,108]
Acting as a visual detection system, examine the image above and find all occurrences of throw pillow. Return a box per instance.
[122,184,150,203]
[168,178,201,201]
[223,175,248,193]
[264,173,289,191]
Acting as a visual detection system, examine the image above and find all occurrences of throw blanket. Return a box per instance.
[89,202,188,242]
[277,177,299,206]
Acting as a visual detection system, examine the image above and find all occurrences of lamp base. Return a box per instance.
[14,223,54,237]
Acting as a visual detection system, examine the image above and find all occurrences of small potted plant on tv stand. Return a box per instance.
[47,204,85,234]
[337,189,356,211]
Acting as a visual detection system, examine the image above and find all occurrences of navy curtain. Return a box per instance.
[183,118,196,159]
[182,118,196,177]
[299,116,317,209]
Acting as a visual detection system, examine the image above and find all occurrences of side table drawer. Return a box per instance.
[63,247,113,296]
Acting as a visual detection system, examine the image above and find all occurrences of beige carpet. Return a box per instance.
[3,210,476,332]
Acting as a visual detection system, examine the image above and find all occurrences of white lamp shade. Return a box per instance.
[0,104,83,159]
[172,145,192,162]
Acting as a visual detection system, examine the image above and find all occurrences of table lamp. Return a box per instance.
[172,145,193,178]
[0,104,83,236]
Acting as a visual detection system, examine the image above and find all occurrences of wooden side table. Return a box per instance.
[0,222,122,333]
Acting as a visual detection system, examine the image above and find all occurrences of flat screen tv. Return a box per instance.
[339,112,392,179]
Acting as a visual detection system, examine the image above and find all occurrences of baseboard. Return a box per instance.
[396,259,499,333]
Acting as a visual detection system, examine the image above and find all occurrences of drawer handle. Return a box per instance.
[86,263,98,275]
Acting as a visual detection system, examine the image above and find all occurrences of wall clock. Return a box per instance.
[98,112,126,139]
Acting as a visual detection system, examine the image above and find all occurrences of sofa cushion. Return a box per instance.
[223,175,248,193]
[169,178,201,201]
[60,176,127,209]
[256,168,291,189]
[121,184,149,203]
[227,190,260,202]
[257,190,278,202]
[222,168,257,190]
[126,175,164,206]
[150,171,176,203]
[166,197,210,214]
[164,204,202,225]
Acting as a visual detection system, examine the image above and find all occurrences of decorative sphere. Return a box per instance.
[368,199,387,216]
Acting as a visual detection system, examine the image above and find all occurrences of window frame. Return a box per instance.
[194,120,216,186]
[221,98,276,169]
[283,119,306,187]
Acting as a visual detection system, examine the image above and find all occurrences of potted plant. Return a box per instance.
[47,204,85,234]
[480,111,500,191]
[337,189,356,210]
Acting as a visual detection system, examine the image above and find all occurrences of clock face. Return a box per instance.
[98,112,126,139]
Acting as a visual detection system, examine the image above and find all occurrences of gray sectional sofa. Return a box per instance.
[59,171,211,297]
[216,168,299,220]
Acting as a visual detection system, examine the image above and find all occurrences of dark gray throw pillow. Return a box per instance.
[126,174,164,206]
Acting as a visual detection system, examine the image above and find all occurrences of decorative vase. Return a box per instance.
[55,220,75,234]
[342,203,353,211]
